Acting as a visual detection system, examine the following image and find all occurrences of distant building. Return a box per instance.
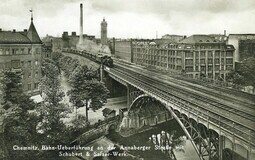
[102,108,116,119]
[0,16,42,95]
[132,35,235,80]
[161,34,185,42]
[42,32,96,53]
[209,34,228,43]
[228,34,255,62]
[101,18,108,45]
[111,39,133,62]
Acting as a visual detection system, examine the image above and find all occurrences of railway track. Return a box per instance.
[114,61,255,119]
[107,65,255,147]
[114,60,255,106]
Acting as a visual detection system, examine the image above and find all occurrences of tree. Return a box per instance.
[0,70,39,160]
[238,57,255,87]
[37,60,69,146]
[1,70,35,111]
[227,57,255,87]
[68,65,109,122]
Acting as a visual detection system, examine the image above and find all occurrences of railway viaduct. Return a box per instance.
[64,51,255,160]
[104,61,255,160]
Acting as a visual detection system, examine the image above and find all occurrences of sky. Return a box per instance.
[0,0,255,39]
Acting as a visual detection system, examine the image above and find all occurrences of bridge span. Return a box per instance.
[105,59,255,160]
[62,50,255,160]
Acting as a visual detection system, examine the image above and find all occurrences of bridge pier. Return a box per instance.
[100,64,104,82]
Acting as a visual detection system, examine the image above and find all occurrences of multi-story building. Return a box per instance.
[132,35,235,80]
[0,16,42,95]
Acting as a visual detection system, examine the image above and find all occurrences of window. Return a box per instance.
[215,59,220,64]
[185,59,193,65]
[34,83,39,89]
[20,49,25,54]
[208,51,213,57]
[0,49,3,55]
[35,71,38,77]
[28,61,32,67]
[11,60,20,69]
[35,60,38,66]
[28,72,31,78]
[226,52,233,57]
[200,51,206,58]
[6,49,10,55]
[21,61,24,67]
[28,84,31,90]
[12,49,17,55]
[200,59,205,64]
[226,59,233,64]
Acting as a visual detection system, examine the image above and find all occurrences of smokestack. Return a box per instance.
[79,3,83,44]
[224,30,226,36]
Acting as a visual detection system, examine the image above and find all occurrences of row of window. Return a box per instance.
[26,82,39,91]
[134,50,233,58]
[21,71,39,79]
[134,44,227,50]
[134,58,233,71]
[0,48,41,55]
[0,60,40,69]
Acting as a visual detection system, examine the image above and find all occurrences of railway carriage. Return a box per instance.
[62,48,113,68]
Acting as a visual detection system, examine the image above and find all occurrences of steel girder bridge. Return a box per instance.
[104,61,255,160]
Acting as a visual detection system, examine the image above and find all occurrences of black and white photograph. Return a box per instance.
[0,0,255,160]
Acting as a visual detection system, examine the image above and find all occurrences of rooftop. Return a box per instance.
[102,108,116,115]
[0,20,41,44]
[179,35,221,44]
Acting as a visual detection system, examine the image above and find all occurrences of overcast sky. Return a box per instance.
[0,0,255,38]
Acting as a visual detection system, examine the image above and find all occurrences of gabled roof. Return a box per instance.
[27,22,42,44]
[102,108,115,115]
[0,21,42,45]
[0,31,31,44]
[179,35,221,44]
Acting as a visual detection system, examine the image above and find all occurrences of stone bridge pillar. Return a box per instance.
[100,64,104,82]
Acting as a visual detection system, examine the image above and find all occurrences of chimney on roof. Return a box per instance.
[72,32,76,36]
[224,30,226,36]
[13,29,16,33]
[62,32,68,40]
[0,28,2,31]
[24,29,27,32]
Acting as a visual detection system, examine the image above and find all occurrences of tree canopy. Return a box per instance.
[68,65,109,122]
[227,57,255,87]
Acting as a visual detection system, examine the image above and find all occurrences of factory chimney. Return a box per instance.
[79,3,83,44]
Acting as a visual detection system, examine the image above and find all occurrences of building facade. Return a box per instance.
[0,18,42,95]
[228,34,255,62]
[112,39,133,62]
[132,35,235,80]
[101,18,107,45]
